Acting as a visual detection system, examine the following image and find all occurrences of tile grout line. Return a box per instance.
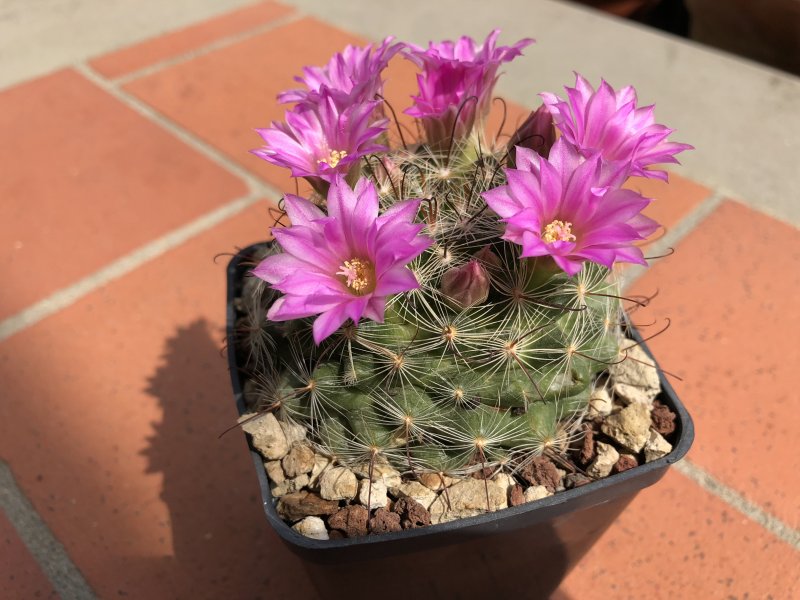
[675,460,800,550]
[620,190,724,291]
[75,61,279,199]
[0,194,261,342]
[0,460,96,599]
[111,10,305,87]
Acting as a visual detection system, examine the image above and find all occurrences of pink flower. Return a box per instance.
[252,90,388,192]
[404,30,533,148]
[278,37,403,108]
[541,74,692,181]
[253,176,432,344]
[482,139,659,276]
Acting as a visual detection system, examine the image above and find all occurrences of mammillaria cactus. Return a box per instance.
[237,31,690,484]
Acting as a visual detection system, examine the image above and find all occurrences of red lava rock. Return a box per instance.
[276,491,339,522]
[328,505,369,538]
[369,508,402,534]
[564,473,592,489]
[520,456,561,492]
[651,400,677,436]
[393,497,432,529]
[613,454,639,474]
[470,465,494,480]
[328,530,345,540]
[509,484,526,507]
[578,425,596,466]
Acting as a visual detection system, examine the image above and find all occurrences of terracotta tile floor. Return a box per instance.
[1,3,797,598]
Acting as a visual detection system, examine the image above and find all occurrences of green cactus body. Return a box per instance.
[238,140,623,476]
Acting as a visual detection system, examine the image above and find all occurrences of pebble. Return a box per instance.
[651,401,677,436]
[509,484,526,507]
[587,442,620,478]
[609,344,661,405]
[353,461,403,488]
[644,430,673,462]
[319,466,358,501]
[357,477,388,510]
[264,460,285,485]
[492,473,516,496]
[524,485,552,502]
[428,478,506,524]
[601,402,652,453]
[392,497,431,529]
[369,508,402,534]
[391,481,438,510]
[328,505,369,538]
[418,472,458,491]
[276,491,339,521]
[520,456,561,492]
[271,474,310,498]
[282,444,316,478]
[291,516,329,540]
[309,454,332,489]
[588,387,613,417]
[279,419,307,446]
[613,454,639,473]
[240,413,289,460]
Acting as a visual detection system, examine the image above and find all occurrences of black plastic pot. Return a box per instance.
[226,243,694,599]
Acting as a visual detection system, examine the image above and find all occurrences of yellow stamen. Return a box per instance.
[542,220,577,243]
[336,258,374,294]
[318,149,348,168]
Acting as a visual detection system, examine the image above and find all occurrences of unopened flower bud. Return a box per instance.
[507,104,555,166]
[473,245,501,270]
[440,260,490,309]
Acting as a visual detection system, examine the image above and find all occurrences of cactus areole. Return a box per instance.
[230,30,694,564]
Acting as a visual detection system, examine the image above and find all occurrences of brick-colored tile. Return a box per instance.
[0,512,58,599]
[0,203,312,599]
[628,201,800,528]
[124,17,371,195]
[90,2,295,79]
[625,172,711,231]
[0,69,247,321]
[558,470,799,598]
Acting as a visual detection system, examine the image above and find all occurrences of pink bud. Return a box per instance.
[507,105,555,166]
[440,260,490,309]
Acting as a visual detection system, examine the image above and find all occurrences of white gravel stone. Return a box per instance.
[391,481,438,510]
[271,474,310,498]
[588,387,613,417]
[280,419,307,446]
[319,466,358,501]
[644,430,674,462]
[601,402,652,453]
[282,444,316,478]
[609,344,661,405]
[523,485,552,502]
[309,454,332,489]
[264,460,286,485]
[240,413,288,460]
[418,472,458,491]
[291,516,329,540]
[428,478,506,524]
[357,478,388,510]
[587,442,620,478]
[493,473,515,496]
[353,461,402,488]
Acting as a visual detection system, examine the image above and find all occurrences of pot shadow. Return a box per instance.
[140,319,317,599]
[141,318,580,599]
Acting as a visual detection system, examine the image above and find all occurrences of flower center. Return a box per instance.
[542,220,576,244]
[336,258,375,294]
[318,149,348,169]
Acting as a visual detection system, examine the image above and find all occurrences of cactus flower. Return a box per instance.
[507,104,556,166]
[278,37,403,108]
[440,259,491,308]
[404,30,533,148]
[540,74,692,181]
[482,139,659,276]
[254,176,432,344]
[252,91,388,192]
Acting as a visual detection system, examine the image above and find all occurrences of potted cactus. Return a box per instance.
[227,30,694,596]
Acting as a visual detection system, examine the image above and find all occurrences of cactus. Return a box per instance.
[238,31,690,482]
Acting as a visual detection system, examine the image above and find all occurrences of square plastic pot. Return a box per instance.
[226,243,694,598]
